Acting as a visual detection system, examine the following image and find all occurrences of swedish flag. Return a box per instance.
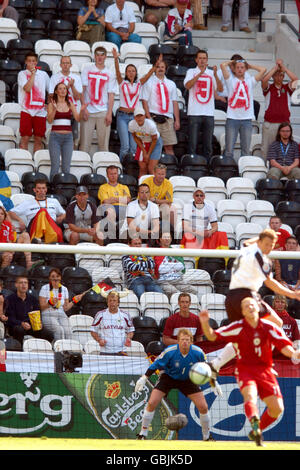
[0,171,13,211]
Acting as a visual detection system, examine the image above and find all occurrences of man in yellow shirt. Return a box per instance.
[98,165,131,225]
[143,163,176,231]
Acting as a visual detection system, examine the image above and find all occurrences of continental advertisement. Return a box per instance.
[0,373,299,440]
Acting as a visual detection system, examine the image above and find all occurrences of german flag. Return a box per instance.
[29,208,63,243]
[91,277,116,294]
[181,231,229,250]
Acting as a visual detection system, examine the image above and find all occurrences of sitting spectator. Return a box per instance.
[39,268,84,341]
[162,292,202,345]
[98,165,131,227]
[64,186,103,245]
[90,290,135,355]
[5,276,54,346]
[267,122,300,180]
[143,0,175,27]
[112,48,158,162]
[154,232,198,297]
[261,59,298,161]
[0,0,19,23]
[9,179,66,244]
[0,206,36,270]
[105,0,141,50]
[272,295,300,359]
[143,163,176,231]
[268,216,291,250]
[221,0,251,33]
[126,183,160,243]
[122,236,164,299]
[18,52,49,154]
[164,0,193,45]
[181,189,229,249]
[275,236,300,290]
[77,0,105,45]
[47,83,87,181]
[141,59,180,156]
[128,107,163,177]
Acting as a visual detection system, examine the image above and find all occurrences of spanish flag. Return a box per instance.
[29,208,63,243]
[0,171,13,211]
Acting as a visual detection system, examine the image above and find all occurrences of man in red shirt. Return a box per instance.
[271,295,300,359]
[162,292,202,345]
[200,297,300,446]
[268,216,291,250]
[261,59,298,161]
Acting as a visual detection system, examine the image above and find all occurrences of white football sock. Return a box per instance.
[199,411,211,440]
[211,342,236,372]
[139,409,155,436]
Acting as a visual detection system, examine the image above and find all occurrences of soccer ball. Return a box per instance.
[189,362,212,385]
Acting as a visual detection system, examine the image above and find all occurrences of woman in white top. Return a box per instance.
[39,268,84,341]
[113,48,161,162]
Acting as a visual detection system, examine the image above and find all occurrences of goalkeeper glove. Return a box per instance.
[135,374,147,392]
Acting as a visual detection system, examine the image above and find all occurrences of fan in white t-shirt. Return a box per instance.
[220,58,266,159]
[126,183,160,242]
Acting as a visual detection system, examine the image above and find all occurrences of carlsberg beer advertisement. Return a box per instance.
[0,372,177,439]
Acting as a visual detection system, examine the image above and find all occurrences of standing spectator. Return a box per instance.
[18,52,49,153]
[126,183,160,242]
[64,186,103,245]
[143,163,176,230]
[49,56,83,143]
[221,0,251,33]
[5,276,54,346]
[9,179,66,244]
[220,58,266,160]
[90,290,135,354]
[274,236,300,290]
[0,206,35,270]
[80,46,117,154]
[112,48,158,162]
[0,0,19,23]
[184,50,223,161]
[162,293,202,345]
[128,108,163,177]
[272,295,300,359]
[182,188,228,249]
[190,0,207,30]
[141,59,180,156]
[268,216,291,250]
[105,0,141,50]
[143,0,175,27]
[47,83,86,181]
[77,0,105,46]
[39,268,83,341]
[164,0,193,45]
[122,236,164,299]
[266,122,300,180]
[98,165,131,226]
[261,59,298,161]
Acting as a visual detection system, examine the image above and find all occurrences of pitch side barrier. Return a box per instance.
[0,243,299,441]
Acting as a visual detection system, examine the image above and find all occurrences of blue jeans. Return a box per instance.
[188,115,214,161]
[224,118,252,159]
[178,30,193,46]
[117,110,137,161]
[48,132,74,180]
[105,32,142,50]
[129,276,164,299]
[150,136,163,160]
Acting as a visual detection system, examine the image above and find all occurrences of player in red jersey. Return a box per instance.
[199,297,300,446]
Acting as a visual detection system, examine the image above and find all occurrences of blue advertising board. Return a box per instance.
[178,376,300,441]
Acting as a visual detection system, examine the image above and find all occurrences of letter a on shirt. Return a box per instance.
[228,80,250,111]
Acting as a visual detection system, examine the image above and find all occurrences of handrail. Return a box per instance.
[281,14,300,40]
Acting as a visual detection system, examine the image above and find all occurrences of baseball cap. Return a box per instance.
[134,107,145,116]
[193,188,205,195]
[76,186,88,194]
[177,0,188,4]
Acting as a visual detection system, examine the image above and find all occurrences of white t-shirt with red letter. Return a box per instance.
[119,80,142,109]
[225,74,256,120]
[81,64,117,114]
[18,69,49,117]
[184,67,216,116]
[141,75,178,118]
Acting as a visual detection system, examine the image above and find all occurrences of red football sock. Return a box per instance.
[260,409,278,431]
[244,401,259,421]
